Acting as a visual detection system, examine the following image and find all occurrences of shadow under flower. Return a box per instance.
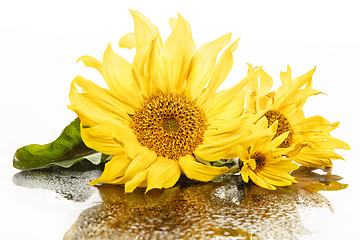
[64,167,347,240]
[12,161,103,202]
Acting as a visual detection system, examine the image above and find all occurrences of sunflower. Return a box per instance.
[238,117,299,190]
[68,11,261,193]
[245,64,350,169]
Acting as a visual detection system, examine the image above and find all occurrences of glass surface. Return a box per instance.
[3,160,358,240]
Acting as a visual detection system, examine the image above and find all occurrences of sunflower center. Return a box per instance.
[264,110,293,148]
[162,117,179,133]
[253,152,266,171]
[132,93,207,160]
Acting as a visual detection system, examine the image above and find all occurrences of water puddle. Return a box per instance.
[56,167,346,240]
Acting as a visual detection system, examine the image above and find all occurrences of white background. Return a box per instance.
[1,0,359,239]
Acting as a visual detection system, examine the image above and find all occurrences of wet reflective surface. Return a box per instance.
[13,161,102,202]
[11,162,348,240]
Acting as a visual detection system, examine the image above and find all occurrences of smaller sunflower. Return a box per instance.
[238,117,299,190]
[244,64,350,169]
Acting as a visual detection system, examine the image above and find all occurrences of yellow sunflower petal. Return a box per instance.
[77,49,143,109]
[254,116,270,133]
[146,157,181,193]
[241,165,250,182]
[257,94,274,111]
[292,67,316,90]
[322,138,350,150]
[169,17,177,30]
[195,131,249,161]
[246,63,258,95]
[81,122,126,156]
[250,121,276,155]
[277,88,322,111]
[124,170,148,193]
[105,122,150,160]
[247,159,256,171]
[186,33,232,100]
[291,146,343,168]
[280,65,292,91]
[274,67,316,110]
[82,119,143,162]
[206,90,246,123]
[198,39,239,104]
[130,10,163,49]
[68,76,133,126]
[291,116,350,152]
[257,171,294,186]
[293,116,337,132]
[120,147,158,184]
[293,154,333,169]
[132,37,163,97]
[247,63,255,74]
[248,170,276,190]
[89,154,131,185]
[103,44,143,107]
[160,13,196,92]
[261,166,298,181]
[179,155,229,182]
[238,145,250,161]
[258,68,273,96]
[202,68,260,119]
[119,32,136,49]
[126,11,165,96]
[266,131,290,150]
[245,66,273,112]
[77,55,103,73]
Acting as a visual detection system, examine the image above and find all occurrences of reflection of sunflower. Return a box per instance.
[245,64,350,169]
[238,117,299,190]
[68,11,260,193]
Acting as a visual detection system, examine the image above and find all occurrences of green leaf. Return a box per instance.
[13,118,103,170]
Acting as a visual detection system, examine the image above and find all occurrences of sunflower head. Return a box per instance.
[244,64,349,169]
[68,11,261,193]
[238,117,299,190]
[131,92,208,160]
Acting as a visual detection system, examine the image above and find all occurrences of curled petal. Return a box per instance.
[81,123,126,156]
[68,76,133,127]
[119,32,136,49]
[179,155,229,182]
[130,10,162,49]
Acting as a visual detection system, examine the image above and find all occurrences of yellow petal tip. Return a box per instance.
[88,179,100,186]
